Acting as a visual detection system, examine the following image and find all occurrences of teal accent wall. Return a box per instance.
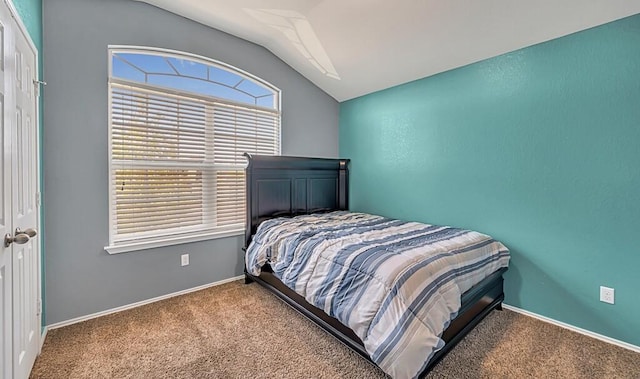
[12,0,42,49]
[12,0,44,327]
[340,14,640,346]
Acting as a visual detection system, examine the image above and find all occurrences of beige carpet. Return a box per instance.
[31,281,640,379]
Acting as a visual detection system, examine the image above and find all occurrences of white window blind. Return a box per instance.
[107,48,280,251]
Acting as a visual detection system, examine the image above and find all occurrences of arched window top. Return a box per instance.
[110,47,280,110]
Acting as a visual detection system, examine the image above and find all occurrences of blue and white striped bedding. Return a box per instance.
[245,211,510,379]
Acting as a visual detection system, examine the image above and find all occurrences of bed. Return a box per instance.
[242,154,509,378]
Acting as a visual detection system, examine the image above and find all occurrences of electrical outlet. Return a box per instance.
[181,253,189,267]
[600,286,614,304]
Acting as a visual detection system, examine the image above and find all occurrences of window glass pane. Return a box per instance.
[208,66,243,87]
[256,94,275,108]
[115,53,175,75]
[166,57,208,80]
[236,79,273,98]
[112,57,145,82]
[115,168,204,235]
[215,170,245,227]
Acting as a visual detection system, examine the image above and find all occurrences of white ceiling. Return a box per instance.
[136,0,640,101]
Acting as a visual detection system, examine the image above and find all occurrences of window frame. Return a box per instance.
[105,46,281,254]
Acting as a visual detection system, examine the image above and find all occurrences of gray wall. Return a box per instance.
[43,0,339,325]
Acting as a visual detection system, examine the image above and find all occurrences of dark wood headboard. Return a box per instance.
[244,153,350,247]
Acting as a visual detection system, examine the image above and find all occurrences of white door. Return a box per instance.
[1,5,13,379]
[12,9,39,378]
[0,0,41,378]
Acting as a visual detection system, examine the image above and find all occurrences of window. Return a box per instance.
[106,47,281,253]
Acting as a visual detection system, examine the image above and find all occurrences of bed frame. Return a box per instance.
[243,153,506,377]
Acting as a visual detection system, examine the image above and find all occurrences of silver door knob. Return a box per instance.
[4,233,30,247]
[15,227,37,238]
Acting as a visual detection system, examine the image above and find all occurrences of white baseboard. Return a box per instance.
[47,275,244,330]
[502,304,640,353]
[40,327,47,352]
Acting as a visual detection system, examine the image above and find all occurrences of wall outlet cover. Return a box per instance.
[600,286,614,304]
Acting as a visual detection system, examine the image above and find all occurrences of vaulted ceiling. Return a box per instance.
[136,0,640,101]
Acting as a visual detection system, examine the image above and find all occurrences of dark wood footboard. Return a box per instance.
[246,267,506,377]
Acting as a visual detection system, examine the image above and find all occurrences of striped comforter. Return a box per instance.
[245,211,509,379]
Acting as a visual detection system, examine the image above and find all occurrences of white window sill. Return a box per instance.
[104,228,245,254]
